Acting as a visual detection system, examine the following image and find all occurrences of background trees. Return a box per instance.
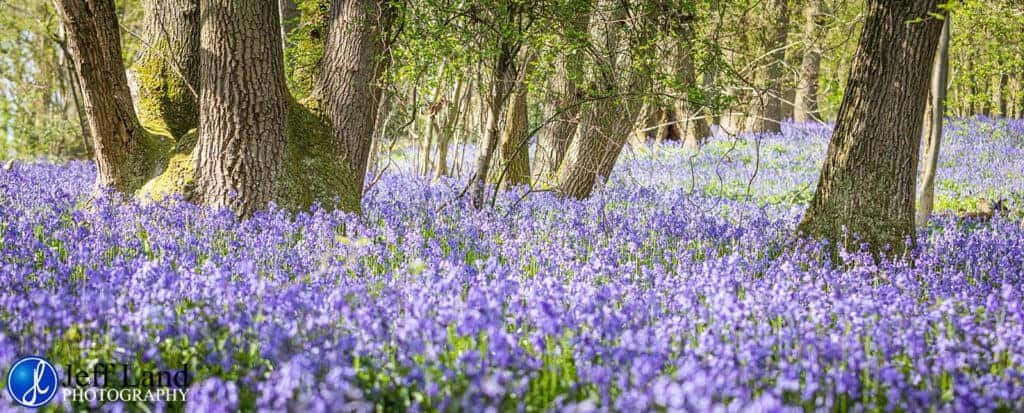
[5,0,1022,251]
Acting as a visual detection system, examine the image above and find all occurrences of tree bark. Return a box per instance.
[916,18,950,228]
[748,0,790,133]
[798,0,945,256]
[134,0,200,139]
[997,72,1009,117]
[555,0,646,199]
[316,0,394,199]
[794,0,826,123]
[496,84,531,187]
[55,0,149,193]
[194,0,288,217]
[280,0,299,46]
[470,50,515,208]
[666,14,711,150]
[532,6,590,187]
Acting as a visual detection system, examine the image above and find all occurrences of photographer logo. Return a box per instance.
[6,356,59,408]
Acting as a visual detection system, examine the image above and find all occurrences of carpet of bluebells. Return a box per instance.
[2,118,1024,412]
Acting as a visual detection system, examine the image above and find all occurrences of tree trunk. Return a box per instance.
[496,84,531,187]
[55,0,150,193]
[470,51,515,208]
[555,0,645,199]
[997,72,1009,117]
[748,0,790,133]
[798,0,945,256]
[667,18,711,149]
[916,18,950,228]
[532,7,590,187]
[194,0,288,217]
[134,0,200,139]
[794,0,825,123]
[316,0,394,201]
[280,0,299,46]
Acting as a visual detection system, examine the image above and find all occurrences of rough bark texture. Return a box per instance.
[55,0,166,193]
[194,0,289,217]
[747,0,790,133]
[496,85,531,187]
[316,0,394,199]
[916,18,950,228]
[532,6,590,187]
[555,0,645,199]
[798,0,945,256]
[794,0,826,123]
[134,0,200,139]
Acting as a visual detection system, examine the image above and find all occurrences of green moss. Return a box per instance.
[135,101,362,214]
[124,128,176,195]
[274,99,362,213]
[133,41,197,140]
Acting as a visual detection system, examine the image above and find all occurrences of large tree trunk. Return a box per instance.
[316,0,394,199]
[798,0,945,256]
[496,84,531,187]
[916,18,950,228]
[556,96,640,199]
[194,0,288,217]
[555,0,645,199]
[748,0,790,133]
[55,0,151,193]
[134,0,200,139]
[793,0,826,123]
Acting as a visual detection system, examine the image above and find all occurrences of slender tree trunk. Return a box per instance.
[496,84,531,187]
[316,0,394,200]
[280,0,299,46]
[55,0,149,193]
[134,0,200,139]
[194,0,288,217]
[794,0,825,123]
[798,0,945,256]
[748,0,790,133]
[916,18,950,228]
[668,19,711,149]
[532,6,590,187]
[470,51,515,208]
[56,31,93,157]
[997,72,1009,117]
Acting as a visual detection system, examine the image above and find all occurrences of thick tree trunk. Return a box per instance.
[748,0,790,133]
[134,0,200,139]
[316,0,394,199]
[496,84,531,187]
[916,18,950,228]
[793,0,825,123]
[798,0,945,256]
[194,0,288,217]
[55,0,151,193]
[555,0,644,199]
